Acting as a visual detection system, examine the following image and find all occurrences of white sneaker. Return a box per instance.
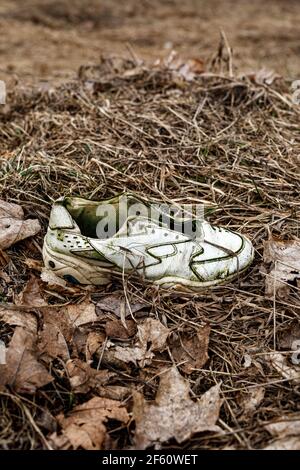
[43,193,254,290]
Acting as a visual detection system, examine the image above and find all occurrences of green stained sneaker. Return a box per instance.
[43,193,254,290]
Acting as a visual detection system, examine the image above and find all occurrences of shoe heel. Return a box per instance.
[43,241,111,285]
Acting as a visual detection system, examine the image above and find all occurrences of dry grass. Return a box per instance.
[0,49,300,449]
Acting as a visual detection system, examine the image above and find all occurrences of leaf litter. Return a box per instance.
[49,396,129,450]
[263,238,300,297]
[268,352,300,384]
[96,293,148,318]
[0,326,53,394]
[66,359,114,394]
[0,306,37,333]
[105,318,169,367]
[133,366,223,449]
[15,275,48,307]
[0,36,300,450]
[0,200,41,250]
[170,324,210,374]
[264,418,300,450]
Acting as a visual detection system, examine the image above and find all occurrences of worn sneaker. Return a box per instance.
[43,193,254,290]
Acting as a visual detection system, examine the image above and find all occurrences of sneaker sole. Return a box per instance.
[43,241,253,291]
[43,242,113,285]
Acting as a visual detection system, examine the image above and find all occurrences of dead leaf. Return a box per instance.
[265,418,300,438]
[264,436,300,450]
[165,52,205,81]
[263,238,300,297]
[66,359,114,393]
[41,308,73,340]
[36,409,57,433]
[177,59,205,81]
[0,341,7,366]
[0,306,37,332]
[105,319,137,339]
[133,366,223,449]
[24,258,43,271]
[96,294,147,318]
[269,352,300,384]
[240,386,265,417]
[97,385,131,401]
[38,312,70,362]
[0,200,41,250]
[0,249,10,268]
[66,301,98,327]
[278,322,300,350]
[264,417,300,450]
[41,268,67,287]
[138,318,169,352]
[41,268,85,295]
[0,270,11,283]
[248,68,280,85]
[111,345,152,367]
[38,305,100,362]
[101,350,130,371]
[106,318,169,367]
[85,331,105,360]
[0,326,53,393]
[170,324,210,374]
[15,276,47,307]
[243,353,252,368]
[49,396,129,450]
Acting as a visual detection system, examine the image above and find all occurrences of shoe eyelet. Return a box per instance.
[49,261,55,268]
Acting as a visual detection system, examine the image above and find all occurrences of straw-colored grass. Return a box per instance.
[0,52,299,449]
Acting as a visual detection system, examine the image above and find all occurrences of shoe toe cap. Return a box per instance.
[192,226,254,282]
[219,228,254,270]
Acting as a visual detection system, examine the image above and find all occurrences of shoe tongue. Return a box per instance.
[113,216,154,237]
[50,203,81,232]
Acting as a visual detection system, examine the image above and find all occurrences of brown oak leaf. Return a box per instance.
[0,326,53,394]
[49,397,129,450]
[133,366,223,449]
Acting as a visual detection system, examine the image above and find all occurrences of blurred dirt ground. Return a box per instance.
[0,0,299,82]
